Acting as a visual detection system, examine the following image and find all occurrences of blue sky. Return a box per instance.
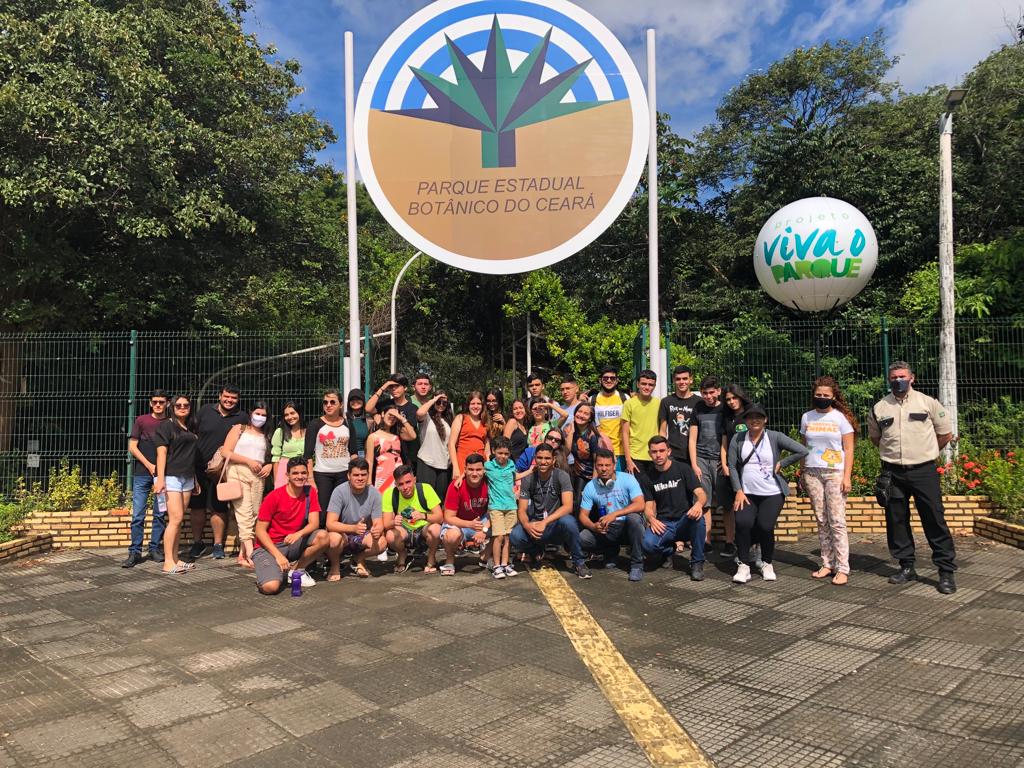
[242,0,1020,169]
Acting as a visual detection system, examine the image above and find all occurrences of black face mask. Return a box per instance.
[813,397,833,410]
[890,378,911,396]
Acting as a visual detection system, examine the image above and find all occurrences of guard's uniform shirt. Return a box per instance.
[867,390,952,466]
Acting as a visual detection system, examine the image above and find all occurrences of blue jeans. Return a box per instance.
[641,516,706,563]
[510,515,585,566]
[130,473,166,554]
[579,513,645,566]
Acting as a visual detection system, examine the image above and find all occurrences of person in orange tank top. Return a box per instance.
[448,391,491,484]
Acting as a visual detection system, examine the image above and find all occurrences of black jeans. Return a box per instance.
[416,460,450,502]
[314,470,348,528]
[735,493,785,564]
[883,462,956,572]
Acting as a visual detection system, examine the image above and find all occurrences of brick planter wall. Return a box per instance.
[24,509,239,551]
[22,494,998,551]
[707,493,994,543]
[0,533,54,566]
[974,515,1024,549]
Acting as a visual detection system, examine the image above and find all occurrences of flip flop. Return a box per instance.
[423,564,438,574]
[163,562,190,575]
[811,567,833,579]
[440,564,455,576]
[353,564,370,578]
[394,560,410,574]
[327,572,342,582]
[831,572,849,586]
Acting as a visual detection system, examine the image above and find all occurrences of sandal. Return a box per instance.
[423,564,438,574]
[811,567,833,580]
[394,560,410,574]
[327,571,342,582]
[440,563,455,576]
[163,561,191,575]
[831,572,849,586]
[353,563,370,578]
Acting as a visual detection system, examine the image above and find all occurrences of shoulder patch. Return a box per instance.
[939,411,946,418]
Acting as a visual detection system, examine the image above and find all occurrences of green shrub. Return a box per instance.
[42,460,84,512]
[83,472,124,511]
[0,501,28,543]
[981,450,1024,524]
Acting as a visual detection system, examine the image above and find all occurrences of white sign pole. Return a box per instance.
[646,29,663,395]
[345,31,361,393]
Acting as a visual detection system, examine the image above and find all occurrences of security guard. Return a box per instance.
[868,361,957,594]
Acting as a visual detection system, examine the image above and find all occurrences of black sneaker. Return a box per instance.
[720,542,738,558]
[148,549,165,563]
[573,563,593,579]
[188,542,206,560]
[529,556,543,571]
[120,552,144,568]
[690,562,705,581]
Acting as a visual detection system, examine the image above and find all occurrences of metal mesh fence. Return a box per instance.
[667,317,1024,446]
[1,319,1022,496]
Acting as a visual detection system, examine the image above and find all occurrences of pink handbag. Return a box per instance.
[216,458,243,502]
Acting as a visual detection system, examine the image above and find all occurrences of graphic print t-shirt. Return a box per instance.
[594,391,628,456]
[444,480,489,522]
[800,410,854,470]
[658,394,701,460]
[313,421,350,473]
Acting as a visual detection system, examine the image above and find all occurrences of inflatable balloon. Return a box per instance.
[753,197,877,312]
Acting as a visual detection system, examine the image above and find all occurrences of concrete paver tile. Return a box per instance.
[119,681,230,728]
[7,711,132,761]
[152,708,285,767]
[253,681,377,737]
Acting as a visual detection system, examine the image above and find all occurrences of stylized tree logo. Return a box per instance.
[390,16,605,168]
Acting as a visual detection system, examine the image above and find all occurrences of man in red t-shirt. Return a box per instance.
[439,453,489,575]
[252,458,334,594]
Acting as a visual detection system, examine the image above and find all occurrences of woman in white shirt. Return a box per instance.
[800,376,857,586]
[726,404,808,584]
[416,392,453,499]
[221,400,272,568]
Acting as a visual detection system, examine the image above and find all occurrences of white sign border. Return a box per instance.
[354,0,650,275]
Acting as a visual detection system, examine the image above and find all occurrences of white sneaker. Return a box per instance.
[761,563,777,581]
[288,569,316,588]
[376,551,389,562]
[733,563,751,584]
[751,544,765,570]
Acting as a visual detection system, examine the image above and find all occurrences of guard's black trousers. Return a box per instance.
[883,462,957,573]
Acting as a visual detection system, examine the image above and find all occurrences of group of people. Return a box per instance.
[124,360,960,594]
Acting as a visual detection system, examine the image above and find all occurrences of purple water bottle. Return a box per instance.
[290,570,302,597]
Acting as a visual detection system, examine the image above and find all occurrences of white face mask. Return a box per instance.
[250,414,267,428]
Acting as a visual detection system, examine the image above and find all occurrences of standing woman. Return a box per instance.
[449,391,491,484]
[719,383,753,559]
[271,401,305,488]
[416,391,453,499]
[221,401,273,567]
[485,389,507,442]
[503,398,529,461]
[305,389,350,527]
[345,389,371,458]
[525,396,567,447]
[153,395,200,574]
[727,403,808,584]
[563,402,611,508]
[367,403,416,492]
[721,384,752,437]
[800,376,857,586]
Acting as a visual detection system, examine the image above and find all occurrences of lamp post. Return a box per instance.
[390,251,423,374]
[939,87,967,459]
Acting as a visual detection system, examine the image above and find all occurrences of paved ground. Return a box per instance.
[0,533,1022,767]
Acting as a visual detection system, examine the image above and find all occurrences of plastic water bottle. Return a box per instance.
[598,502,608,518]
[290,571,302,597]
[156,493,168,514]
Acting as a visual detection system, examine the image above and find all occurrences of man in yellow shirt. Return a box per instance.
[621,370,661,476]
[593,365,630,471]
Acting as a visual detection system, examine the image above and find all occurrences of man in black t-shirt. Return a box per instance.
[189,384,248,560]
[640,436,707,580]
[367,373,420,466]
[659,365,701,463]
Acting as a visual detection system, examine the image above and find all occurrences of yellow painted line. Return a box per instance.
[532,568,716,768]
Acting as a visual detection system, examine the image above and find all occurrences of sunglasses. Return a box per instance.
[150,400,167,406]
[546,438,563,445]
[323,399,338,405]
[601,375,618,381]
[174,403,190,410]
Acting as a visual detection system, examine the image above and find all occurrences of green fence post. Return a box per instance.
[126,330,137,493]
[881,316,890,385]
[364,325,373,392]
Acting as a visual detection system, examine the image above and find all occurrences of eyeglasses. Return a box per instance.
[546,438,563,445]
[174,403,190,410]
[150,400,167,406]
[601,375,617,381]
[323,399,338,405]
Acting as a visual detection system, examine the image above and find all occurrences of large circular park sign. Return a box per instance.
[355,0,650,274]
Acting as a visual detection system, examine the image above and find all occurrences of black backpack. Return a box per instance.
[390,483,430,515]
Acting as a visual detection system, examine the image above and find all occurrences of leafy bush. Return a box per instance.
[41,460,85,512]
[83,472,124,511]
[981,450,1024,524]
[0,501,28,543]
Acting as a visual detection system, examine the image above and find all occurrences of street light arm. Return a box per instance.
[390,251,423,374]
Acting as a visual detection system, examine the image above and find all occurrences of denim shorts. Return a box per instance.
[440,523,485,542]
[165,475,195,493]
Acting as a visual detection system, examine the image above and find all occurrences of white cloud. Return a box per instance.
[883,0,1018,89]
[791,0,887,43]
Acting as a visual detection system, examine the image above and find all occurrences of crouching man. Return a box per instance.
[253,457,336,594]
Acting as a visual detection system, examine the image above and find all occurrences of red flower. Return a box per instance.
[963,461,976,470]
